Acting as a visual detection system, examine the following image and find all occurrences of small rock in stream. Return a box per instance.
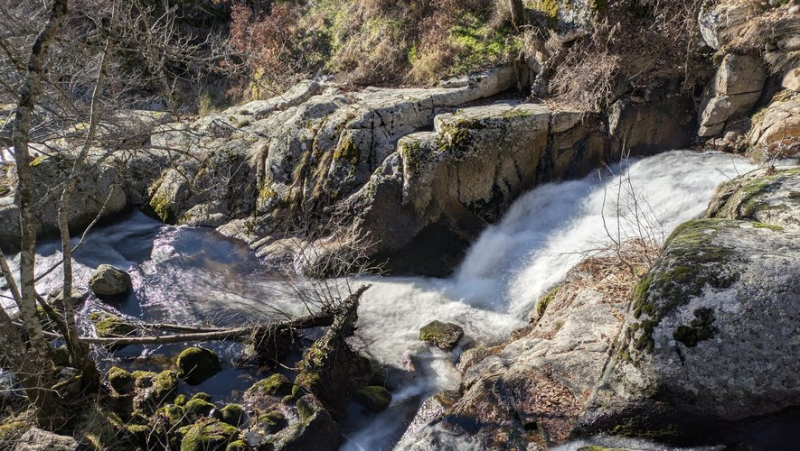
[419,320,464,351]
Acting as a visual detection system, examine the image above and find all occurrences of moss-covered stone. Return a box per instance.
[220,404,245,426]
[353,386,392,413]
[90,312,137,338]
[256,410,288,434]
[184,398,217,422]
[225,440,246,451]
[108,366,135,394]
[177,347,222,385]
[246,373,294,399]
[125,424,151,448]
[161,404,186,427]
[174,394,188,406]
[419,320,464,351]
[192,392,212,402]
[179,419,239,451]
[135,370,179,414]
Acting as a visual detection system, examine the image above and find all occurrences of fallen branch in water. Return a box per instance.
[37,285,371,349]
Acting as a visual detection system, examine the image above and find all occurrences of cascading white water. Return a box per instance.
[343,150,755,449]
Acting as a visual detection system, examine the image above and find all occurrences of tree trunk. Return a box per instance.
[11,0,70,426]
[509,0,527,29]
[57,0,118,392]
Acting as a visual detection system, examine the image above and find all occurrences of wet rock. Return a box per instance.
[580,195,800,440]
[699,54,767,138]
[261,395,340,451]
[706,167,800,229]
[89,264,132,297]
[607,90,695,156]
[353,386,392,413]
[179,419,239,451]
[401,256,641,448]
[89,312,136,338]
[177,347,222,385]
[13,428,78,451]
[419,321,464,351]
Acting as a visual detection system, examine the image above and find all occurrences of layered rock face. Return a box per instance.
[0,66,697,275]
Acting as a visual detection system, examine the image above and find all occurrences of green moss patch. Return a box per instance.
[180,419,239,451]
[353,386,392,413]
[673,308,718,347]
[90,312,137,338]
[625,219,740,358]
[246,373,294,398]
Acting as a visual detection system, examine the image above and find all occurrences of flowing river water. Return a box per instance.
[6,150,793,449]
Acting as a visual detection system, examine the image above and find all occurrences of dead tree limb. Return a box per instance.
[295,284,371,419]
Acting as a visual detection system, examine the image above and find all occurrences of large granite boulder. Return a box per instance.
[578,168,800,441]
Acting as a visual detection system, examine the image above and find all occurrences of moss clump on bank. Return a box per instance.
[180,419,239,451]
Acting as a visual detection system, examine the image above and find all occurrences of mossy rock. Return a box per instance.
[90,312,137,338]
[177,347,222,385]
[179,419,239,451]
[185,398,218,423]
[225,440,246,451]
[192,392,212,402]
[108,366,135,394]
[175,394,188,406]
[256,410,288,434]
[135,370,179,414]
[220,404,245,427]
[419,320,464,351]
[353,386,392,413]
[246,373,294,399]
[161,404,187,427]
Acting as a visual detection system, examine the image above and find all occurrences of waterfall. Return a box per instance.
[343,150,755,449]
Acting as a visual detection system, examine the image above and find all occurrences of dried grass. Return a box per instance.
[728,2,800,75]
